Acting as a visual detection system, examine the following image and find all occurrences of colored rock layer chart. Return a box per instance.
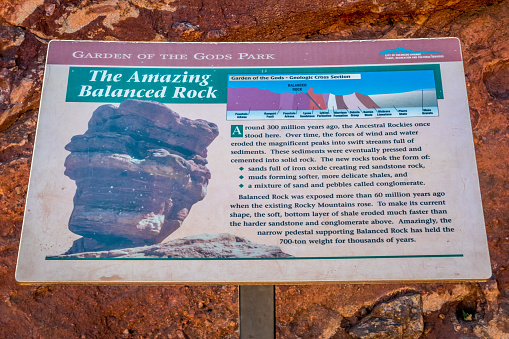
[227,70,439,120]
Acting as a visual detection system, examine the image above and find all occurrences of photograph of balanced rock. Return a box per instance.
[50,99,289,259]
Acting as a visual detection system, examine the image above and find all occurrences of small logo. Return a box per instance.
[380,48,440,55]
[381,48,443,61]
[231,125,243,137]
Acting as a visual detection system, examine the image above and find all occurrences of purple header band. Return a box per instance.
[47,38,462,67]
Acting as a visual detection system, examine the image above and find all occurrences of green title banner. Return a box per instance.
[66,67,226,103]
[66,65,443,104]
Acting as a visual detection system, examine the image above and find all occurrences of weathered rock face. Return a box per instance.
[0,21,45,131]
[348,293,424,339]
[1,0,508,338]
[63,99,218,252]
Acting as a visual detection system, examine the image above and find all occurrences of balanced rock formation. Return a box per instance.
[63,99,218,253]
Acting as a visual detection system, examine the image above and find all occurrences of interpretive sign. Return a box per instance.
[16,39,491,283]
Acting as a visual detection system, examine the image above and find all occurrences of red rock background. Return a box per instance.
[0,0,508,337]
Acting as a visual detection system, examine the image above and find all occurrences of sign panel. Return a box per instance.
[16,39,491,283]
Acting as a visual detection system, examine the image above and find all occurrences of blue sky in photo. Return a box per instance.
[228,70,437,96]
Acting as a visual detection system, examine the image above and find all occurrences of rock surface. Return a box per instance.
[50,233,292,259]
[348,293,424,339]
[63,99,218,253]
[0,0,508,338]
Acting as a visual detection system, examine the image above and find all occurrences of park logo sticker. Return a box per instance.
[380,48,445,61]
